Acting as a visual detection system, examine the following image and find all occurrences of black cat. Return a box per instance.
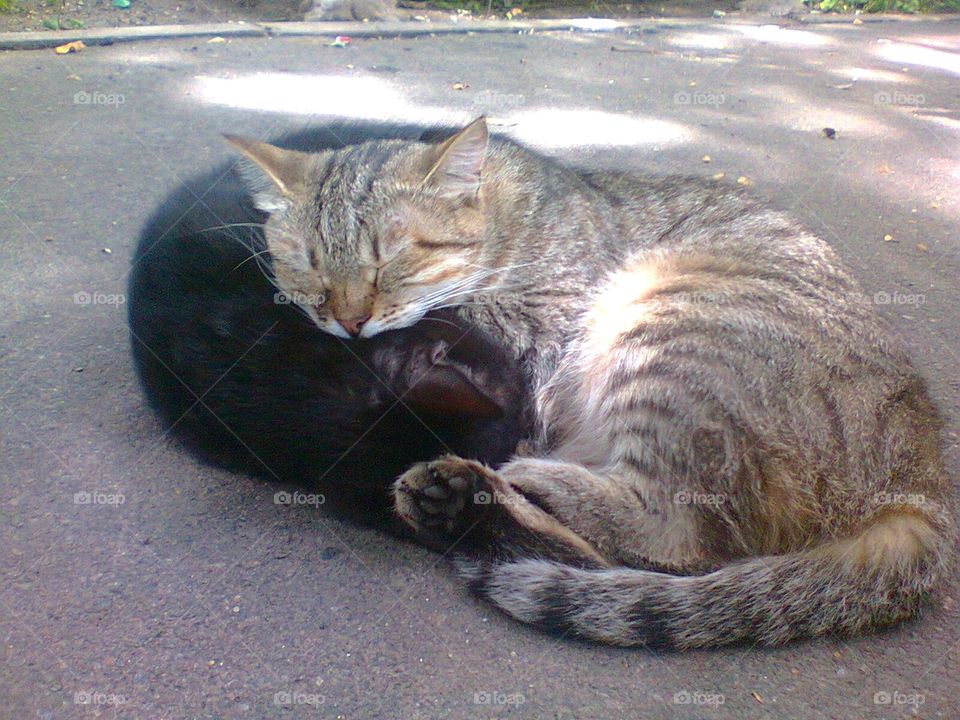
[128,122,529,526]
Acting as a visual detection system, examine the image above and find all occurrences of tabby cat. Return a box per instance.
[129,122,528,527]
[227,117,956,648]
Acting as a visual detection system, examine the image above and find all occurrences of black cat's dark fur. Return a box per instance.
[128,122,529,523]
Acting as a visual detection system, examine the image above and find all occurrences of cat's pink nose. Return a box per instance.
[338,313,371,337]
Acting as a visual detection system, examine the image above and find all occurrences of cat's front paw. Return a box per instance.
[393,455,497,536]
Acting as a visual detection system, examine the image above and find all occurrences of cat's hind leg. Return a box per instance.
[394,455,609,568]
[497,457,714,573]
[396,454,714,574]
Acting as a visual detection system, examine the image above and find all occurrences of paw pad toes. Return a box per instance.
[422,484,449,500]
[418,498,444,515]
[447,475,471,492]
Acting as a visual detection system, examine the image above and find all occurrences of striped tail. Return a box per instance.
[458,507,954,648]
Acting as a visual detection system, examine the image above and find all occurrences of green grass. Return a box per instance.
[806,0,960,11]
[425,0,608,13]
[432,0,960,10]
[427,0,522,11]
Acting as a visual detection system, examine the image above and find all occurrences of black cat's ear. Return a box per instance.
[224,134,312,213]
[405,363,503,419]
[422,117,488,203]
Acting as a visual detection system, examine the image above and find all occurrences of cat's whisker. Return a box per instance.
[199,221,268,234]
[232,249,273,272]
[461,260,537,274]
[416,271,524,313]
[415,273,488,307]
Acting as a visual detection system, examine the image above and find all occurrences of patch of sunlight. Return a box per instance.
[731,24,831,47]
[504,109,689,148]
[916,111,960,136]
[910,36,960,52]
[192,73,452,123]
[191,74,689,150]
[666,31,733,51]
[566,18,623,32]
[787,107,897,139]
[828,66,909,84]
[875,41,960,77]
[108,47,199,65]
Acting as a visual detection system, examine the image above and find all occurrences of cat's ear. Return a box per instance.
[405,363,503,419]
[422,117,488,203]
[224,134,312,213]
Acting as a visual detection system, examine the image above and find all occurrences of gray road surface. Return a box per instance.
[1,16,959,720]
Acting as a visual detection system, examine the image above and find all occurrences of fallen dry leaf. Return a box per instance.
[206,36,226,43]
[54,40,85,55]
[712,172,725,180]
[878,164,893,175]
[752,691,764,704]
[452,82,468,90]
[702,155,712,163]
[916,243,928,252]
[737,176,753,187]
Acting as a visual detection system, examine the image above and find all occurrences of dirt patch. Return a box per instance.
[0,0,739,34]
[0,0,301,33]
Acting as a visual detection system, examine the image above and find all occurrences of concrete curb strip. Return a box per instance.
[0,13,950,51]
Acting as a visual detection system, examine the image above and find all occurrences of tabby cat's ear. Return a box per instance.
[223,134,312,213]
[423,117,488,203]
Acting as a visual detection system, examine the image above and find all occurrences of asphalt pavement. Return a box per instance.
[1,15,959,719]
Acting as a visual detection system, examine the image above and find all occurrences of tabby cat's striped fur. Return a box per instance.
[228,118,955,648]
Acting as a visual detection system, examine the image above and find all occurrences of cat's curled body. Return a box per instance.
[230,118,956,649]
